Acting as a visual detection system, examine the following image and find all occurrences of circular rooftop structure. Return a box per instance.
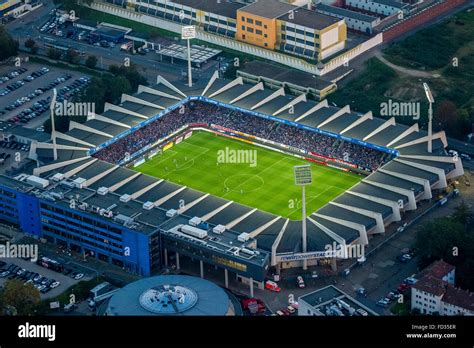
[105,275,233,316]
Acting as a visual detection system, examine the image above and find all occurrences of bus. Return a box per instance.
[36,256,64,272]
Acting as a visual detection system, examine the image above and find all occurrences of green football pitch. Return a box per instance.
[135,132,362,220]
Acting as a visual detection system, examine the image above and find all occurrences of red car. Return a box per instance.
[265,280,281,292]
[397,283,409,293]
[241,298,265,313]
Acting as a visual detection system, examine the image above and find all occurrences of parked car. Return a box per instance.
[265,280,281,292]
[63,303,77,313]
[296,275,305,289]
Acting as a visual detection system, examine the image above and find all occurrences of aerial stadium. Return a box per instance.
[0,72,464,295]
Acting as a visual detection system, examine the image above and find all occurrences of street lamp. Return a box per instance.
[423,83,435,153]
[294,165,312,270]
[50,88,58,161]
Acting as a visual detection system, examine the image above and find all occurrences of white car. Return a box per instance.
[296,276,305,289]
[402,254,412,260]
[50,281,60,288]
[74,273,84,280]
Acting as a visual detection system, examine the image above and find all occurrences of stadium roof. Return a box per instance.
[7,71,463,259]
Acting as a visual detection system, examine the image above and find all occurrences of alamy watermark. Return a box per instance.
[380,99,420,120]
[217,147,257,167]
[324,242,365,260]
[55,101,95,117]
[0,242,38,262]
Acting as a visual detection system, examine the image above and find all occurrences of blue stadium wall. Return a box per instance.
[0,183,158,276]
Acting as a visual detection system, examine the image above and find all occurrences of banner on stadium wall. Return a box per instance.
[163,142,174,152]
[327,163,350,172]
[309,151,358,169]
[184,131,193,139]
[175,136,183,145]
[149,149,159,159]
[305,157,327,166]
[133,158,146,167]
[276,251,337,262]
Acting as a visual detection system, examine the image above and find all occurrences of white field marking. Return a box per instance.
[149,150,178,166]
[221,157,288,199]
[223,174,265,194]
[160,148,210,178]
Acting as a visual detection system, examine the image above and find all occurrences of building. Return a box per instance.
[237,0,347,60]
[298,285,378,316]
[346,0,409,16]
[411,260,474,316]
[315,3,380,35]
[105,275,234,315]
[128,0,242,38]
[0,0,22,17]
[238,60,337,100]
[0,74,464,295]
[105,0,346,60]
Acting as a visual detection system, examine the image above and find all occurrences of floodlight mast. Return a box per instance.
[423,83,435,153]
[50,88,58,161]
[294,165,312,270]
[182,26,196,88]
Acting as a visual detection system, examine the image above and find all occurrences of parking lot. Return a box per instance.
[0,62,91,130]
[0,256,90,300]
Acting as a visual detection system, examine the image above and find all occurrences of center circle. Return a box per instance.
[139,284,198,314]
[224,174,264,193]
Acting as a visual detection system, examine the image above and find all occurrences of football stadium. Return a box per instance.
[0,72,464,294]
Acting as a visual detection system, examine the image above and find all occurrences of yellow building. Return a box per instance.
[237,0,347,60]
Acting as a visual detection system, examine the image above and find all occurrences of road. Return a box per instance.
[5,3,218,84]
[375,51,440,79]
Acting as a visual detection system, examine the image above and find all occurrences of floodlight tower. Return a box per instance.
[181,25,196,87]
[294,165,312,270]
[423,83,435,153]
[50,88,58,161]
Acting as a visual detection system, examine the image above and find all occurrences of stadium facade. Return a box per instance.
[0,72,464,294]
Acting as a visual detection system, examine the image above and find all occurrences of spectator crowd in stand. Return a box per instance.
[94,101,390,171]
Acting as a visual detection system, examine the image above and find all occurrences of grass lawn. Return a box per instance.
[135,132,362,220]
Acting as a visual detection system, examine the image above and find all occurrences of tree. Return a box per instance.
[415,215,474,291]
[0,280,40,315]
[109,64,147,92]
[435,100,458,134]
[0,25,19,60]
[85,55,98,69]
[452,201,473,226]
[103,75,132,104]
[65,48,80,64]
[24,38,36,50]
[47,47,61,60]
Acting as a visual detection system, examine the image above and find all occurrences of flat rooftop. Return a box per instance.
[279,8,341,30]
[299,285,378,316]
[239,0,296,19]
[172,0,245,19]
[240,60,334,91]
